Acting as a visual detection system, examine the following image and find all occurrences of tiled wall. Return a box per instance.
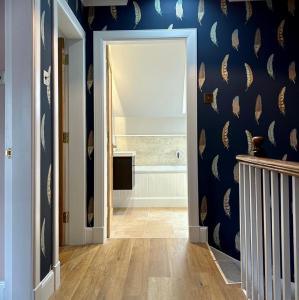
[115,135,187,166]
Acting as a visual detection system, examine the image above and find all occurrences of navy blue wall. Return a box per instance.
[84,0,299,260]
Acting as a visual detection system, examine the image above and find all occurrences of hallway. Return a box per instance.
[51,239,245,300]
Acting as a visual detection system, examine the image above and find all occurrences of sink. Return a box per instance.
[113,151,136,157]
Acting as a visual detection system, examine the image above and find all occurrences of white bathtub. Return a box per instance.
[113,165,188,208]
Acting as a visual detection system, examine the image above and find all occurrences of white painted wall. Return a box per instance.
[0,0,5,283]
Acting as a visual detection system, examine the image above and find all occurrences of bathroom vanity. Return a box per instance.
[113,151,136,190]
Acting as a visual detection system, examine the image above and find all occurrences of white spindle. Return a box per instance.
[293,176,299,300]
[271,171,281,300]
[244,165,252,299]
[281,174,291,300]
[255,168,264,300]
[239,163,246,290]
[250,166,258,299]
[263,169,273,300]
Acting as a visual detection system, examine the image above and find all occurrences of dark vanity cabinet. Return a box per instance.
[113,156,135,190]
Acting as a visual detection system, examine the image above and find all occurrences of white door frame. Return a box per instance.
[93,29,208,244]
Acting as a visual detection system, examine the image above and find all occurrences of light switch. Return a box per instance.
[204,93,214,104]
[0,71,5,85]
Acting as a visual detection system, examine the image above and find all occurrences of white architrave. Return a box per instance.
[93,29,207,244]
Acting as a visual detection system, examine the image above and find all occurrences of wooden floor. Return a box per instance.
[111,208,188,238]
[51,239,245,300]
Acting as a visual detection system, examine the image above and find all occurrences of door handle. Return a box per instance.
[5,148,12,159]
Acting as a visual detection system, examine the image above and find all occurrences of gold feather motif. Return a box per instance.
[232,96,240,118]
[198,62,206,92]
[41,113,46,151]
[87,197,94,226]
[233,163,239,183]
[221,54,229,83]
[266,0,273,11]
[245,1,253,23]
[212,88,219,113]
[155,0,162,16]
[268,121,276,146]
[168,24,174,30]
[88,130,94,160]
[87,64,93,94]
[212,155,220,180]
[289,61,296,83]
[200,196,208,225]
[43,66,51,105]
[255,94,262,124]
[282,154,288,161]
[254,28,261,58]
[244,63,253,91]
[210,22,218,47]
[41,11,45,47]
[110,6,117,20]
[235,232,240,252]
[288,0,296,16]
[198,0,205,25]
[232,29,239,51]
[133,1,142,28]
[223,188,231,218]
[267,54,275,79]
[290,129,298,151]
[88,7,95,29]
[277,19,285,48]
[245,130,254,154]
[222,121,230,150]
[47,164,52,205]
[41,218,46,257]
[176,0,184,20]
[199,129,206,159]
[213,223,221,248]
[221,0,228,16]
[278,86,286,115]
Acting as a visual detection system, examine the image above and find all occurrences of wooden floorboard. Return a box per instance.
[51,239,245,300]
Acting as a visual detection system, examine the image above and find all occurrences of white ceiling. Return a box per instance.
[109,40,187,118]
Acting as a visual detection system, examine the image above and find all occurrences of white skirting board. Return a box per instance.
[189,226,208,243]
[85,227,105,244]
[53,261,61,290]
[33,270,55,300]
[0,281,5,300]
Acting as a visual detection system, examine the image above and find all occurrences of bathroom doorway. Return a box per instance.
[94,29,205,244]
[107,40,189,238]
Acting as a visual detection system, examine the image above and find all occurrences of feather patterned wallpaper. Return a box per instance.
[39,0,85,281]
[40,0,53,281]
[83,0,299,260]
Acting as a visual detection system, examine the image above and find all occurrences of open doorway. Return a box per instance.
[94,30,206,244]
[107,41,188,238]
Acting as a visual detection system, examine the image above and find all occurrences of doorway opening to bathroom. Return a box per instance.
[94,29,203,243]
[107,40,189,238]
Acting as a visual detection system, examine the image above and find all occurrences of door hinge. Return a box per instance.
[5,148,12,159]
[63,54,69,66]
[63,132,69,143]
[63,212,70,223]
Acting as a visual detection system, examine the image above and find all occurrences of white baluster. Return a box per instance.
[293,177,299,300]
[255,168,264,300]
[281,174,291,300]
[250,166,258,299]
[263,170,273,300]
[244,165,252,299]
[271,171,281,300]
[239,163,246,290]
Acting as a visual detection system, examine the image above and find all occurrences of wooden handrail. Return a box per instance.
[236,155,299,177]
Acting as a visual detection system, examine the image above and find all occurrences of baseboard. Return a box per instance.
[113,197,188,208]
[209,246,241,265]
[33,270,55,300]
[0,281,5,300]
[53,261,61,290]
[189,226,208,243]
[85,227,105,244]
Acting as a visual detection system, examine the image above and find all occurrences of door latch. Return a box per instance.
[5,148,12,159]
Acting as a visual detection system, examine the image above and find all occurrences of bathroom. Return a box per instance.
[109,39,188,238]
